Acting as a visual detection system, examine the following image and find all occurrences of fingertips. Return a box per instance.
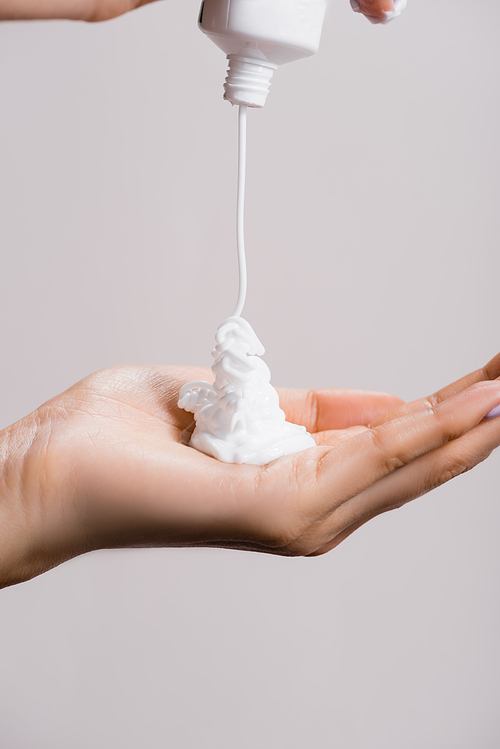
[350,0,407,25]
[483,351,500,381]
[436,381,500,427]
[485,404,500,420]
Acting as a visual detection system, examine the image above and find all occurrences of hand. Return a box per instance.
[1,354,500,588]
[0,0,159,22]
[350,0,407,25]
[0,0,405,24]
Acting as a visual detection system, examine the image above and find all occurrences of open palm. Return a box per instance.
[9,352,497,587]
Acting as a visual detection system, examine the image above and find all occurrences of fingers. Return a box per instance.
[350,0,407,24]
[370,351,500,428]
[315,381,500,513]
[277,388,403,433]
[310,409,500,556]
[312,425,368,447]
[0,0,161,23]
[431,350,500,403]
[87,0,159,22]
[137,370,403,435]
[0,0,91,20]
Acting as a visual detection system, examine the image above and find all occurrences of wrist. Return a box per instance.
[0,419,37,587]
[0,413,85,588]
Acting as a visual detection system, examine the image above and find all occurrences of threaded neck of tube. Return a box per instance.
[223,55,277,108]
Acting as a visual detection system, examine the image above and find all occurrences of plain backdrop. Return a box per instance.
[0,0,499,746]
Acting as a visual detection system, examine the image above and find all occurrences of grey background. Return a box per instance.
[0,0,499,746]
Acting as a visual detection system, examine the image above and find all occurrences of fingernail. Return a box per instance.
[485,404,500,420]
[350,0,361,11]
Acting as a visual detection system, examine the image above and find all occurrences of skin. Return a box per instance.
[1,354,500,588]
[351,0,399,24]
[0,0,396,23]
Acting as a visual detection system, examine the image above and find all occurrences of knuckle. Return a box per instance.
[436,458,468,486]
[425,401,442,423]
[437,447,492,487]
[425,393,441,410]
[423,396,462,443]
[368,425,406,474]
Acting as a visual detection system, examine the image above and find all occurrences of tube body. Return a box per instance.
[199,0,328,106]
[199,0,327,65]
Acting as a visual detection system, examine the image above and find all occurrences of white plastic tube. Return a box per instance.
[199,0,328,107]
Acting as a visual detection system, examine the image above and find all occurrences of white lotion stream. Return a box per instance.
[178,105,315,465]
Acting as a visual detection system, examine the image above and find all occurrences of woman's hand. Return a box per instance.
[0,0,158,22]
[0,0,406,24]
[1,353,499,588]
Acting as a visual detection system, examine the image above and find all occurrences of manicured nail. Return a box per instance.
[485,404,500,420]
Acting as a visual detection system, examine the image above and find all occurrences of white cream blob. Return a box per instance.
[178,317,316,465]
[179,105,315,465]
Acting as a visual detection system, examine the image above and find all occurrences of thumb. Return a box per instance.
[350,0,407,25]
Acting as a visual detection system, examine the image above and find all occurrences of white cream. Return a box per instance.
[179,104,315,465]
[178,317,316,465]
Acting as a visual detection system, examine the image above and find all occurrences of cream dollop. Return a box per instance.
[178,317,316,465]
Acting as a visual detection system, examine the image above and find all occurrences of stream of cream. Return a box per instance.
[233,104,247,318]
[178,105,316,465]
